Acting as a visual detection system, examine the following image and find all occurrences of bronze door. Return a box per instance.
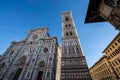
[37,71,43,80]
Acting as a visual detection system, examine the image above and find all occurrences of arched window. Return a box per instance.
[39,61,45,68]
[66,32,68,36]
[65,25,67,27]
[70,32,72,35]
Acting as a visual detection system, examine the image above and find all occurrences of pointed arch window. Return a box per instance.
[70,32,72,35]
[65,25,67,27]
[66,32,68,36]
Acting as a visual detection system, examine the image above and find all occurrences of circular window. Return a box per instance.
[43,47,48,53]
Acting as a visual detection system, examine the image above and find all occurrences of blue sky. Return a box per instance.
[0,0,119,68]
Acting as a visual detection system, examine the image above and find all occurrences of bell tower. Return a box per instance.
[61,12,91,80]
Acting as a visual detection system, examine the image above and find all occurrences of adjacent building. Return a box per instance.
[90,55,117,80]
[85,0,120,30]
[103,32,120,79]
[90,32,120,80]
[61,12,91,80]
[0,28,58,80]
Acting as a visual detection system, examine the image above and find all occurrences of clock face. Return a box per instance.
[43,47,48,53]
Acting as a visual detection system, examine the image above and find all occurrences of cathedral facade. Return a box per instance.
[0,28,58,80]
[61,12,91,80]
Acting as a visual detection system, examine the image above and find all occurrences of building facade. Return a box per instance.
[90,32,120,80]
[103,32,120,79]
[61,12,91,80]
[85,0,120,30]
[90,56,117,80]
[0,28,58,80]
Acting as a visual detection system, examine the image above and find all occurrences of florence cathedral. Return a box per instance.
[0,12,91,80]
[0,28,59,80]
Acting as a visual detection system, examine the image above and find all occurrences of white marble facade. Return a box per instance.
[0,28,59,80]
